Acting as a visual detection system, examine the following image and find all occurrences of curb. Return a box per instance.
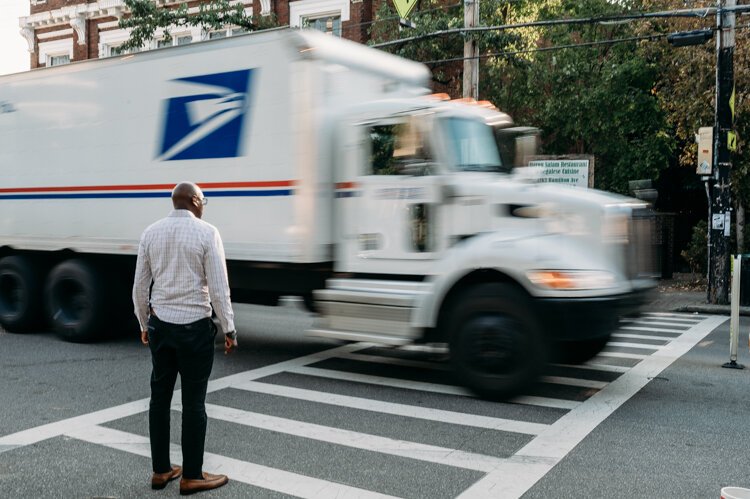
[673,305,750,317]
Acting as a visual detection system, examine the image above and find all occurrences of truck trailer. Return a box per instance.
[0,28,655,399]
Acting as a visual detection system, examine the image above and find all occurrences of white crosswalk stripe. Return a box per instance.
[621,325,687,334]
[234,380,549,435]
[201,404,509,472]
[66,425,400,499]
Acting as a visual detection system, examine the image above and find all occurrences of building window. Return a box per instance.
[289,0,350,33]
[108,44,127,56]
[155,34,192,49]
[207,27,247,40]
[48,54,70,66]
[302,14,341,36]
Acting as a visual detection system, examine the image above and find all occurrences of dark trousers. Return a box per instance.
[147,315,216,479]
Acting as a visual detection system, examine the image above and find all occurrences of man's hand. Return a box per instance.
[141,330,149,345]
[224,333,238,355]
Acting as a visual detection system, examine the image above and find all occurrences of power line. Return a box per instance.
[370,5,750,49]
[417,19,750,65]
[418,32,672,65]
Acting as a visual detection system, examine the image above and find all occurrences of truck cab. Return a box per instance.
[311,96,656,399]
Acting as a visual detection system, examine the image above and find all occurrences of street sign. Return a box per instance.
[730,85,736,122]
[526,159,590,188]
[697,127,713,174]
[393,0,417,20]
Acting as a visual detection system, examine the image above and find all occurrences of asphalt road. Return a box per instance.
[0,301,748,498]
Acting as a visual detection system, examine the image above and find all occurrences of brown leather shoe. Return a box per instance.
[151,465,182,490]
[179,472,229,495]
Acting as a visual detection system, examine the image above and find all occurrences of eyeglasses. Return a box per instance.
[194,195,208,206]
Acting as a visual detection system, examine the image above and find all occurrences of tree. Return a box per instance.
[118,0,278,51]
[484,0,675,194]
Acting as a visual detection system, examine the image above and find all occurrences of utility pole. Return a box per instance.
[708,0,735,305]
[463,0,479,99]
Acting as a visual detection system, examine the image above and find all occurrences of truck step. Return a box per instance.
[308,279,428,342]
[306,328,412,345]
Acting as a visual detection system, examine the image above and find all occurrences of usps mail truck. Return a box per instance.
[0,28,655,399]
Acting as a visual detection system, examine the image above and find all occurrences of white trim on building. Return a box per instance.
[37,29,74,41]
[38,37,73,66]
[289,0,350,28]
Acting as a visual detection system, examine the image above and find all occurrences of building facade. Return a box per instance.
[20,0,384,69]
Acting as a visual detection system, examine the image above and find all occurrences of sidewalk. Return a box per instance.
[644,273,749,316]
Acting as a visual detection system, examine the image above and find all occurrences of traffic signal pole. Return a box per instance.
[708,0,735,305]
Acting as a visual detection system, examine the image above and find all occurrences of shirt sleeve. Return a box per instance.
[132,232,153,332]
[205,227,236,333]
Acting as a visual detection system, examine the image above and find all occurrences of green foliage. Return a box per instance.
[119,0,279,50]
[681,219,707,274]
[487,1,674,193]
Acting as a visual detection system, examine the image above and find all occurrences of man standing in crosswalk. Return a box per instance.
[133,181,238,495]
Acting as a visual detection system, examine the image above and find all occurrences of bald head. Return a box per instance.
[172,181,204,218]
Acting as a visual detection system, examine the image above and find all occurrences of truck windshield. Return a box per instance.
[444,117,505,173]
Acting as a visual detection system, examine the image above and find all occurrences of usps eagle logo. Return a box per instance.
[158,69,254,161]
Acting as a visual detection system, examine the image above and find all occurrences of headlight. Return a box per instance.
[526,270,616,290]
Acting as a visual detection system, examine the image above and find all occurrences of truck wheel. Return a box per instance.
[556,337,609,365]
[0,255,43,333]
[448,283,546,400]
[45,260,107,343]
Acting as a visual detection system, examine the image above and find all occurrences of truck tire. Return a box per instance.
[448,283,546,400]
[556,337,609,365]
[0,255,43,333]
[45,259,107,343]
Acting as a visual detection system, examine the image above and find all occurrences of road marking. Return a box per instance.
[338,351,451,371]
[288,366,579,410]
[596,351,649,360]
[290,365,471,395]
[511,396,579,410]
[0,399,150,452]
[234,380,548,435]
[623,320,690,329]
[621,325,686,334]
[339,353,607,390]
[643,312,706,320]
[605,342,659,352]
[611,333,670,344]
[540,376,606,390]
[66,425,398,499]
[456,314,727,498]
[553,362,630,374]
[200,403,508,473]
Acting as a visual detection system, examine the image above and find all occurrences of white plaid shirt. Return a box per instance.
[133,209,235,334]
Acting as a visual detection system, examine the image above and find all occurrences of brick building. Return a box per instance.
[19,0,385,69]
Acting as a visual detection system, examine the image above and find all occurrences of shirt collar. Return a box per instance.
[169,209,196,219]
